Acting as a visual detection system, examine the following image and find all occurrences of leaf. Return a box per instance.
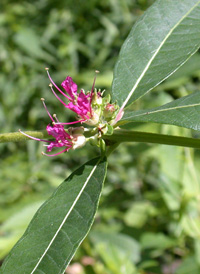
[119,91,200,131]
[156,53,200,90]
[163,53,200,83]
[176,256,200,274]
[124,201,157,228]
[0,202,44,259]
[90,231,141,264]
[14,28,55,62]
[140,232,176,250]
[111,0,200,110]
[89,231,140,273]
[0,157,107,274]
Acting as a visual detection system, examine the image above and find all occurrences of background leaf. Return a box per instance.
[111,0,200,109]
[0,157,107,274]
[0,202,43,259]
[89,231,140,274]
[14,28,55,62]
[90,231,141,264]
[119,91,200,131]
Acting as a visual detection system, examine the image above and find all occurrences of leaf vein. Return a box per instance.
[117,1,200,114]
[30,162,100,274]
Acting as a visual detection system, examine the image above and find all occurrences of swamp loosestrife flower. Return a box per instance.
[20,70,123,156]
[47,69,99,126]
[19,99,86,157]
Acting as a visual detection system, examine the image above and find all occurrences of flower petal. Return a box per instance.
[61,76,78,100]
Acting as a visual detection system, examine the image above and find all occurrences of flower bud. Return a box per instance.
[67,127,86,150]
[103,103,117,118]
[68,126,84,136]
[89,135,99,146]
[91,91,102,105]
[73,135,86,150]
[85,111,100,126]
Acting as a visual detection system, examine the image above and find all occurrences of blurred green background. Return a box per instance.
[1,0,200,273]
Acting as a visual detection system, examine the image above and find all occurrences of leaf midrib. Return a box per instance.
[30,162,99,274]
[124,102,200,120]
[118,1,200,114]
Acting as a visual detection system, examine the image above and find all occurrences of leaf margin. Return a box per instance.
[0,156,108,274]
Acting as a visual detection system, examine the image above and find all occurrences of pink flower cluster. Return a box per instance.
[19,99,74,156]
[19,70,96,156]
[47,70,95,124]
[20,69,122,156]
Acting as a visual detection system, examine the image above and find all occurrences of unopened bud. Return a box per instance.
[103,103,117,118]
[91,91,102,105]
[89,135,99,146]
[72,134,86,150]
[85,111,100,126]
[69,126,84,136]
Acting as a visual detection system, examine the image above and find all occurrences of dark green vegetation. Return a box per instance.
[1,0,200,273]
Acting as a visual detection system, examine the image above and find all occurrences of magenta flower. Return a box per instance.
[44,124,73,156]
[19,125,73,157]
[19,99,86,157]
[19,70,122,156]
[46,69,98,125]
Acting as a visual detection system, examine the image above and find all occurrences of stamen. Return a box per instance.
[46,69,71,101]
[91,70,99,94]
[53,114,59,123]
[49,84,69,107]
[41,148,70,157]
[89,70,100,114]
[19,129,51,143]
[41,98,54,122]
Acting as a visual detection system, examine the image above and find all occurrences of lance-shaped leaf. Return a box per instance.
[112,0,200,112]
[0,157,107,274]
[118,91,200,131]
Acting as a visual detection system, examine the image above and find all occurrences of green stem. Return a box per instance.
[103,129,200,149]
[0,131,48,143]
[1,129,200,150]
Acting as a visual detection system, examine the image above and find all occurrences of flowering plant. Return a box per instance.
[1,0,200,273]
[20,70,121,156]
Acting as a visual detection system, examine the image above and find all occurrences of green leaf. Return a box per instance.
[89,231,140,273]
[156,53,200,90]
[176,256,200,274]
[118,91,200,131]
[140,232,176,250]
[0,157,107,274]
[14,28,55,63]
[104,129,200,149]
[0,202,44,259]
[163,53,200,83]
[124,201,157,228]
[90,231,141,264]
[111,0,200,110]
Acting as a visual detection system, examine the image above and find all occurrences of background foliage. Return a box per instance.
[1,0,200,273]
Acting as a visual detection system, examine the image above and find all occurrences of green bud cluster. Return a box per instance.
[89,90,119,128]
[87,90,120,150]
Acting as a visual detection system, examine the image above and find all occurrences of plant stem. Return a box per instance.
[1,129,200,150]
[103,129,200,149]
[0,131,48,143]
